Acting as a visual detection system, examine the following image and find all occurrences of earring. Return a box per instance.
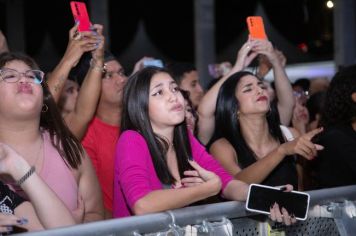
[42,104,48,113]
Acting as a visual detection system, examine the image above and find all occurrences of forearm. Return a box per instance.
[133,182,219,215]
[73,61,103,121]
[234,148,285,184]
[222,180,249,201]
[272,63,294,125]
[21,173,75,228]
[197,67,242,144]
[47,59,73,102]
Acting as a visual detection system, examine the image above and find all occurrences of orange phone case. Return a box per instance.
[246,16,267,39]
[70,1,91,32]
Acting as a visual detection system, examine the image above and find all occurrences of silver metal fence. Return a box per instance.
[15,185,356,236]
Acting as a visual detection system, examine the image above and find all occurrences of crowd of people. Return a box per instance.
[0,20,355,234]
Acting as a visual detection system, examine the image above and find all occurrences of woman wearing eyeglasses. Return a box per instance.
[0,52,104,228]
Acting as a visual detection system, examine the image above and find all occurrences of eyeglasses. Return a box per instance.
[103,68,126,80]
[293,90,309,98]
[0,68,45,84]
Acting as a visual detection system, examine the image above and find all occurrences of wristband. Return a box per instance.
[89,58,106,73]
[17,166,35,185]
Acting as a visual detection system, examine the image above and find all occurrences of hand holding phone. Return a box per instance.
[208,62,232,79]
[246,184,310,220]
[70,1,91,32]
[246,16,267,40]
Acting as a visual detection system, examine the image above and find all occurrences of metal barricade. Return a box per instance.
[15,185,356,236]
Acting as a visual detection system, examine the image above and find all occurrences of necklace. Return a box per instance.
[31,133,44,169]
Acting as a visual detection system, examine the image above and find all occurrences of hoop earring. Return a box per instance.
[42,104,48,113]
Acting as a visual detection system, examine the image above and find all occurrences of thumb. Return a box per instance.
[315,144,324,151]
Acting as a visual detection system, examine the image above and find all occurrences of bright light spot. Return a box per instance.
[326,0,334,9]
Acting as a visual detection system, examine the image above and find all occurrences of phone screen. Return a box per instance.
[70,1,91,32]
[246,16,267,39]
[246,184,310,220]
[143,59,164,68]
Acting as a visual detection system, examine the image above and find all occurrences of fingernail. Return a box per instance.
[17,217,28,225]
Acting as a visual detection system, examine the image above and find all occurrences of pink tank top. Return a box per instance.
[39,131,78,211]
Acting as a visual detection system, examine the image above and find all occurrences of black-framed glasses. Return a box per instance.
[0,68,45,84]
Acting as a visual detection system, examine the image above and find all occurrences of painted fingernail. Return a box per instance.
[17,217,28,225]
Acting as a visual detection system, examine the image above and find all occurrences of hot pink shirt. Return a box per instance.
[113,130,233,218]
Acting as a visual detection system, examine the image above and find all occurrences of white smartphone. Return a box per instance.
[245,184,310,221]
[143,59,163,68]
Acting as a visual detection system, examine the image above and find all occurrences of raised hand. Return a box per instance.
[278,127,324,160]
[63,23,102,67]
[0,143,30,180]
[232,40,259,72]
[131,56,154,76]
[90,24,105,61]
[0,30,9,53]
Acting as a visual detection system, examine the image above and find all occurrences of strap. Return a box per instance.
[280,125,294,141]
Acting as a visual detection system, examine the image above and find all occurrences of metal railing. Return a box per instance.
[15,185,356,236]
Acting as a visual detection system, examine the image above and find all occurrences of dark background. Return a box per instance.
[0,0,334,73]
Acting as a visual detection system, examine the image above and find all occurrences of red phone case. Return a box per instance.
[70,1,91,32]
[246,16,267,39]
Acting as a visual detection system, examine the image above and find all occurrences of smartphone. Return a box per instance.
[143,59,164,68]
[70,1,91,32]
[246,184,310,220]
[246,16,267,39]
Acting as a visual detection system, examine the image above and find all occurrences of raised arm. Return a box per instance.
[197,41,258,144]
[47,24,100,102]
[255,43,295,125]
[64,24,105,140]
[0,143,75,231]
[0,30,9,53]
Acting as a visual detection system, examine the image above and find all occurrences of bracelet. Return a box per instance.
[17,166,36,185]
[89,58,106,73]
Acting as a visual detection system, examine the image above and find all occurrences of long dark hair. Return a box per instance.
[320,65,356,128]
[208,71,285,168]
[121,66,192,184]
[0,52,83,169]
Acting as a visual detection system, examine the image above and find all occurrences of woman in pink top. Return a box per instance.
[0,52,104,224]
[113,67,251,218]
